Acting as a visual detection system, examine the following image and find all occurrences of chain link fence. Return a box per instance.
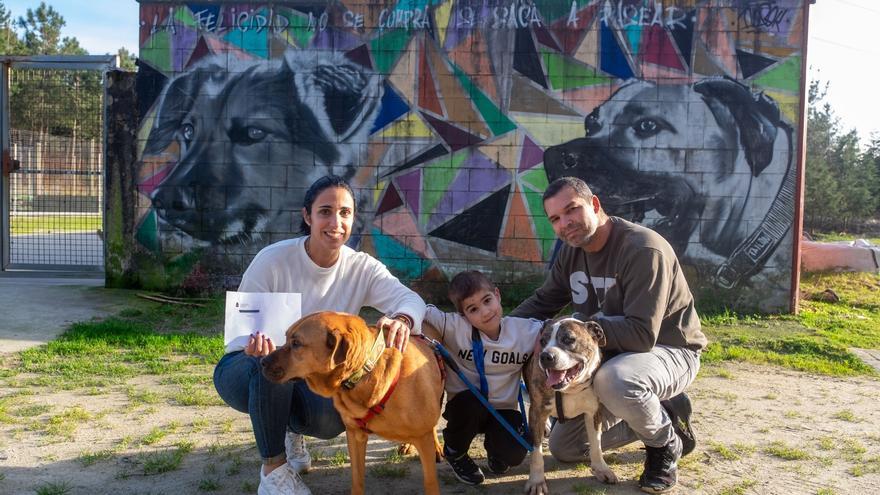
[8,67,104,268]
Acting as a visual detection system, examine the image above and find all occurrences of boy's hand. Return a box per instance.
[378,315,412,353]
[244,332,276,357]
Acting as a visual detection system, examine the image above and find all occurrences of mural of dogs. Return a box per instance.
[524,317,615,495]
[261,312,444,495]
[543,77,795,288]
[141,51,381,247]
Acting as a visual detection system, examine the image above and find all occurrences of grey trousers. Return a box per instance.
[548,345,701,463]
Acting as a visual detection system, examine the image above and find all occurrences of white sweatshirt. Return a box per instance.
[227,236,426,353]
[425,305,542,409]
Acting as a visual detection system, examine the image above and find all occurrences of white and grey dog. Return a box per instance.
[524,316,616,494]
[544,76,795,288]
[141,50,382,248]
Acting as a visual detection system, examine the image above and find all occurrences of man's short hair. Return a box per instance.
[447,270,496,314]
[543,176,594,203]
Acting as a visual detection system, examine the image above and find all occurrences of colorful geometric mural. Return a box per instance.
[129,0,807,310]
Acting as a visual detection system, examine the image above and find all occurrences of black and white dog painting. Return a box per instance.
[544,77,795,288]
[141,50,381,247]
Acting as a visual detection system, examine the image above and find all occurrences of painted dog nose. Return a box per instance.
[540,351,556,368]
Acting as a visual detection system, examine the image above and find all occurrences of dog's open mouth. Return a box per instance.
[545,363,583,390]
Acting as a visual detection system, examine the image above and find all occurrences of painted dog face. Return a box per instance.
[537,317,605,391]
[543,77,792,259]
[142,52,381,246]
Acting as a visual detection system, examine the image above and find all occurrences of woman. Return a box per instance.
[214,175,426,495]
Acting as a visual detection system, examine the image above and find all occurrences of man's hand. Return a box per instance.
[377,315,412,353]
[243,331,276,357]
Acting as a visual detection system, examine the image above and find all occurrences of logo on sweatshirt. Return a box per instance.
[569,271,616,305]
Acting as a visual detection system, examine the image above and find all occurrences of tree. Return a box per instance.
[805,81,843,230]
[16,1,85,55]
[117,47,137,71]
[0,1,22,54]
[804,79,879,232]
[860,135,880,216]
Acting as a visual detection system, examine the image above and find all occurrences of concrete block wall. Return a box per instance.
[114,0,807,310]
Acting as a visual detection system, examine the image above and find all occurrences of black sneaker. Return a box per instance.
[638,434,682,494]
[443,446,485,485]
[661,392,696,457]
[486,456,509,475]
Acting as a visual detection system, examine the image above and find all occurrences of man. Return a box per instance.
[510,176,707,493]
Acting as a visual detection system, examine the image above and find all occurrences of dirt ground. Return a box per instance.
[1,361,878,495]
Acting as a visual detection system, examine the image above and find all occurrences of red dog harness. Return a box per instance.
[353,367,401,433]
[353,335,447,433]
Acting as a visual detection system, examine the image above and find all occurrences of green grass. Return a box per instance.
[141,426,172,446]
[36,406,92,439]
[709,442,756,461]
[329,449,349,467]
[572,485,607,495]
[700,272,880,376]
[810,231,880,245]
[198,478,221,491]
[10,214,102,235]
[141,441,193,475]
[14,299,225,390]
[832,409,861,422]
[34,481,73,495]
[718,479,757,495]
[78,449,113,466]
[764,441,811,460]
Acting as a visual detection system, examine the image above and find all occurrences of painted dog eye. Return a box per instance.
[632,118,672,139]
[561,335,575,346]
[247,127,266,141]
[181,123,194,142]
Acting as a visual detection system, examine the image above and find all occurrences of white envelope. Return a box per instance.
[224,292,302,349]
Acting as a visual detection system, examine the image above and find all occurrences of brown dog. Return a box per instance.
[523,317,616,494]
[261,311,443,495]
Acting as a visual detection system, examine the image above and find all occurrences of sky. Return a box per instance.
[3,0,876,142]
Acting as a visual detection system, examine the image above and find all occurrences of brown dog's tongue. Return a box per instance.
[546,369,566,387]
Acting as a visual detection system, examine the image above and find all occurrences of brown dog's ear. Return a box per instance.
[585,321,607,347]
[327,329,349,369]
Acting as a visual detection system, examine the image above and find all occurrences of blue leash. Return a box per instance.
[422,334,534,453]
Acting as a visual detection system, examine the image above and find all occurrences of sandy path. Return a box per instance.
[1,361,878,494]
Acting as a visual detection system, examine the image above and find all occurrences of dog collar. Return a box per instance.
[342,328,385,389]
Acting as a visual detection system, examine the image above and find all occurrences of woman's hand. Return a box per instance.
[377,315,412,353]
[244,332,276,357]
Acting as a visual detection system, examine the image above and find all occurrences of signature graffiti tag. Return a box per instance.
[737,1,791,32]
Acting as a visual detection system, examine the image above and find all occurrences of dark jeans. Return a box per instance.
[213,351,345,461]
[442,391,528,468]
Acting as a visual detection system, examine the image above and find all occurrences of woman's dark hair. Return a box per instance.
[300,175,356,235]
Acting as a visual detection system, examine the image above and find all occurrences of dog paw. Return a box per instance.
[524,477,549,495]
[592,466,619,484]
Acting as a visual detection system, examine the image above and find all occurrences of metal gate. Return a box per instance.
[0,56,116,274]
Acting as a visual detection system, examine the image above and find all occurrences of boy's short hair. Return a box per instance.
[448,270,496,314]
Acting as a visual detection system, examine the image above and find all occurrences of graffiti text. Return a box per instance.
[737,1,791,32]
[378,7,431,29]
[452,1,543,29]
[599,0,688,30]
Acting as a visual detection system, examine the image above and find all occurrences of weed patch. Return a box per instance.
[78,449,113,466]
[764,441,811,460]
[141,441,193,475]
[34,481,72,495]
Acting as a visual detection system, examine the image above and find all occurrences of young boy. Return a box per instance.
[425,270,542,485]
